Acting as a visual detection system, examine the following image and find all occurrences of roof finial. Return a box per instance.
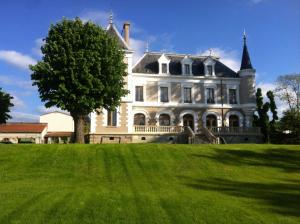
[243,29,247,44]
[209,48,213,56]
[145,41,149,52]
[109,10,113,24]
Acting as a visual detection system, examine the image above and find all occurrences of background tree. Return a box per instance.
[0,88,14,124]
[274,73,300,111]
[30,18,128,143]
[253,88,270,142]
[267,91,278,130]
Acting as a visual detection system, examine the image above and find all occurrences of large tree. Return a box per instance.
[0,88,14,124]
[274,73,300,111]
[30,18,128,143]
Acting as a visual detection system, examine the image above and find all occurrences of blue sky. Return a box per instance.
[0,0,299,121]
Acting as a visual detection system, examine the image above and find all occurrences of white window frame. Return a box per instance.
[181,56,193,76]
[204,83,217,104]
[103,107,121,127]
[227,84,240,105]
[203,57,216,76]
[158,82,171,103]
[158,54,170,75]
[181,83,194,104]
[134,85,145,102]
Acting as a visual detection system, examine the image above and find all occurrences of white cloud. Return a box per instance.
[37,106,68,115]
[0,75,35,91]
[256,82,288,117]
[80,10,111,27]
[130,38,147,64]
[11,95,25,109]
[32,38,44,57]
[9,112,39,122]
[0,50,36,70]
[198,48,240,72]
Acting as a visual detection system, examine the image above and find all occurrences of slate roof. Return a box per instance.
[133,53,238,78]
[240,36,253,70]
[106,24,130,50]
[0,123,47,133]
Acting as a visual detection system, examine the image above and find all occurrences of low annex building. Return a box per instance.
[40,111,74,143]
[0,123,47,144]
[89,15,261,144]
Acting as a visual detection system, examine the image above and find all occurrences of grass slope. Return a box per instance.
[0,144,299,224]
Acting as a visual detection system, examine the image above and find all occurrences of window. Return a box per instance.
[134,113,146,125]
[107,110,117,126]
[135,86,144,102]
[229,89,237,104]
[162,63,168,74]
[184,87,192,103]
[206,114,217,129]
[160,87,169,102]
[229,115,239,127]
[184,64,190,75]
[206,88,215,104]
[207,65,213,76]
[159,114,171,126]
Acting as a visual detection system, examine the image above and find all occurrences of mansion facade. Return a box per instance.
[89,18,259,143]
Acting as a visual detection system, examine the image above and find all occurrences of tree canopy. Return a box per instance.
[0,88,14,124]
[274,73,300,111]
[30,18,128,143]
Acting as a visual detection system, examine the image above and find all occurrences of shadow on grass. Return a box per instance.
[191,148,300,172]
[179,176,300,217]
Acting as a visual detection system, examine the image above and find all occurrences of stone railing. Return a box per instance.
[198,127,219,144]
[133,125,184,134]
[210,127,261,135]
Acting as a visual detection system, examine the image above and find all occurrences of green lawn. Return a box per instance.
[0,144,299,224]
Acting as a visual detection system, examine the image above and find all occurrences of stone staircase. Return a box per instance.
[183,126,219,144]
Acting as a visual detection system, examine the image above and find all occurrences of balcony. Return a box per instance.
[133,125,184,134]
[210,127,261,135]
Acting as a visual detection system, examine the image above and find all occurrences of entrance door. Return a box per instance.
[183,114,194,131]
[206,114,217,129]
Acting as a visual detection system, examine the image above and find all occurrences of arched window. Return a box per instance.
[159,114,170,126]
[206,114,217,129]
[134,113,146,125]
[229,115,239,127]
[183,114,194,131]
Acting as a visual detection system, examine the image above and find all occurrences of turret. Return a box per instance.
[238,30,256,127]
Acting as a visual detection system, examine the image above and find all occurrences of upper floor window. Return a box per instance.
[107,110,117,126]
[135,86,144,102]
[184,64,190,75]
[162,63,168,74]
[207,65,213,76]
[184,87,192,103]
[206,88,215,104]
[229,89,237,104]
[160,87,169,102]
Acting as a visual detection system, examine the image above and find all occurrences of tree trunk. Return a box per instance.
[73,114,85,143]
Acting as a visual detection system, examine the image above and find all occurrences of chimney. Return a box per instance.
[123,21,130,46]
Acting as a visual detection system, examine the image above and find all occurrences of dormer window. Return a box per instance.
[162,63,168,74]
[181,55,193,76]
[184,64,190,75]
[203,57,216,76]
[207,65,213,76]
[158,54,170,75]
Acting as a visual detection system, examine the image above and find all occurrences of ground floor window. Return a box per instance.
[229,115,239,127]
[134,113,146,125]
[206,114,217,129]
[159,114,171,126]
[107,110,117,126]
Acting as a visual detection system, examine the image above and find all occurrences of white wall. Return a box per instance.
[40,112,74,132]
